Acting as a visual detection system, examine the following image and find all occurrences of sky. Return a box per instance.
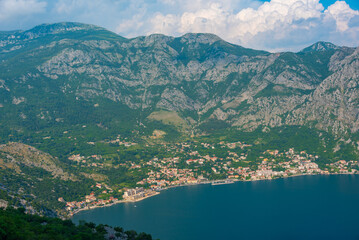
[0,0,358,51]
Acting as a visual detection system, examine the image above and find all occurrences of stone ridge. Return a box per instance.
[0,142,76,181]
[300,41,340,53]
[0,22,358,137]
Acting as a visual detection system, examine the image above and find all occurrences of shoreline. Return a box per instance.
[70,172,357,218]
[70,191,161,217]
[70,181,217,218]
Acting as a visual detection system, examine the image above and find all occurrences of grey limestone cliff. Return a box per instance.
[0,22,358,137]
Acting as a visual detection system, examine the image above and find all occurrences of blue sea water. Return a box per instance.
[72,175,359,240]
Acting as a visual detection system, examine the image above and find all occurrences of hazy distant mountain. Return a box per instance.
[0,22,358,137]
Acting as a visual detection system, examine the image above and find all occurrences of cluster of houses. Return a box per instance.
[326,160,358,174]
[134,145,350,186]
[61,140,358,215]
[63,192,119,215]
[62,185,159,215]
[122,187,159,201]
[241,160,321,181]
[137,165,200,188]
[107,135,137,147]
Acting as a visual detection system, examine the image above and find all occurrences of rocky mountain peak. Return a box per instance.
[179,33,222,45]
[142,34,174,46]
[20,22,106,40]
[300,41,340,53]
[29,22,101,33]
[0,22,358,137]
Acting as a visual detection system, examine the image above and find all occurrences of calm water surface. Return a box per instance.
[73,175,359,240]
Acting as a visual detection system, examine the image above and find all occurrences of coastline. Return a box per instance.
[70,191,161,217]
[70,173,359,240]
[71,172,358,218]
[70,181,217,218]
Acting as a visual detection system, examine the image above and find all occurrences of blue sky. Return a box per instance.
[0,0,358,51]
[318,0,358,9]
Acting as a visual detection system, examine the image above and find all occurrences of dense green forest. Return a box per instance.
[0,208,154,240]
[0,22,358,237]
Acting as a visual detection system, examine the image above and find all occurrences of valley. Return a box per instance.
[0,22,358,218]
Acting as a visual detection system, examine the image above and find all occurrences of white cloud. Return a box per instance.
[158,0,176,6]
[150,3,230,35]
[139,0,359,51]
[115,0,264,37]
[232,0,324,36]
[225,0,327,47]
[179,3,229,33]
[0,0,47,20]
[55,0,84,14]
[54,0,150,38]
[325,1,359,31]
[116,12,147,38]
[0,0,358,51]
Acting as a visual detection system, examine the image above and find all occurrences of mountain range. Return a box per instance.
[0,22,358,217]
[0,22,358,140]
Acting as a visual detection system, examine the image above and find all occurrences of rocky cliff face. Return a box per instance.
[0,22,358,136]
[0,142,78,217]
[0,142,76,180]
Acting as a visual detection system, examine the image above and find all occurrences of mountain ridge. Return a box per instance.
[300,41,340,53]
[3,22,349,53]
[0,22,358,137]
[0,22,358,218]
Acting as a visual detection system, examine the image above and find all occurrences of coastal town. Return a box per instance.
[60,137,359,216]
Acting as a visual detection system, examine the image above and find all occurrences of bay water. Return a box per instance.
[72,175,359,240]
